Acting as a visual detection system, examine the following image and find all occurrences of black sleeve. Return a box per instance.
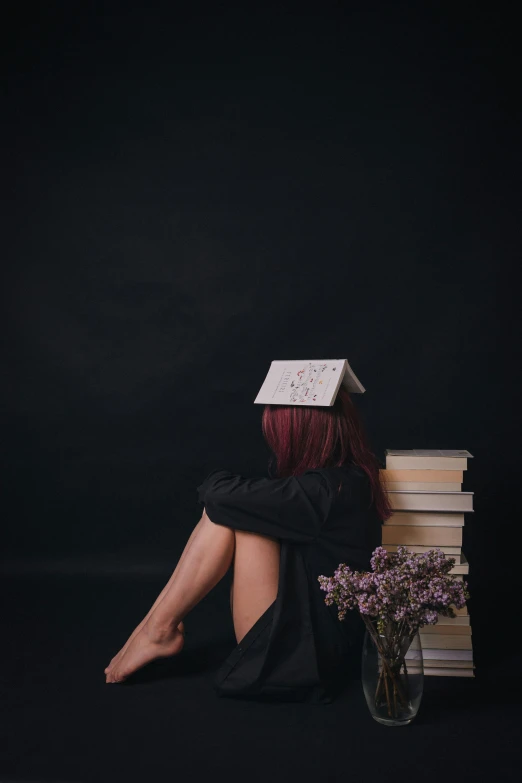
[196,468,335,544]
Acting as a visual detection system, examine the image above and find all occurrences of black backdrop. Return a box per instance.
[3,1,520,660]
[2,4,521,780]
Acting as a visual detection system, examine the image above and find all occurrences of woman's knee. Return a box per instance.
[233,528,280,547]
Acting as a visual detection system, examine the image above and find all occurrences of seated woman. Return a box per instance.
[104,385,392,703]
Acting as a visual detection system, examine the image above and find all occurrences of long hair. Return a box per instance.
[261,385,392,523]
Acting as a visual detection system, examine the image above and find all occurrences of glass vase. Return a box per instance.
[361,617,424,726]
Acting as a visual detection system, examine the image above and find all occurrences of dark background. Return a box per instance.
[1,2,520,780]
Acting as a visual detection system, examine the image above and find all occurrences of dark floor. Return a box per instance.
[1,563,520,783]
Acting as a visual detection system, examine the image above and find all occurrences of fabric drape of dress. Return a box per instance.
[196,463,383,704]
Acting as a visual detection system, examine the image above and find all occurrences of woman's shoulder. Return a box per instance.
[298,463,372,505]
[295,465,354,498]
[197,464,367,504]
[299,463,364,486]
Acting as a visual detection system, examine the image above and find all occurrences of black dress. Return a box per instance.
[196,462,383,704]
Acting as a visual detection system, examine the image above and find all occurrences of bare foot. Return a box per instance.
[106,621,185,683]
[105,619,185,676]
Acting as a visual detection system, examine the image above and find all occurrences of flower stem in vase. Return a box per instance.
[375,668,385,705]
[362,616,412,716]
[383,667,393,717]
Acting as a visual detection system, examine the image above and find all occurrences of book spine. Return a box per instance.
[385,482,462,491]
[381,526,463,546]
[384,512,465,527]
[420,649,473,660]
[423,659,474,668]
[420,625,472,635]
[386,491,474,513]
[435,615,470,625]
[423,667,474,677]
[418,635,472,649]
[381,469,464,482]
[385,457,469,470]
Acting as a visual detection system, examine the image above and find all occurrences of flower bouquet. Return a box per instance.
[318,546,471,725]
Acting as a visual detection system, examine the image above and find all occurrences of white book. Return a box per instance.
[419,634,473,649]
[422,659,474,668]
[421,623,471,635]
[446,604,469,616]
[385,482,462,491]
[420,648,473,660]
[435,614,471,626]
[381,469,464,482]
[450,554,469,575]
[385,511,465,527]
[383,544,462,555]
[387,491,474,512]
[385,449,474,471]
[382,525,463,546]
[424,667,474,677]
[253,359,364,406]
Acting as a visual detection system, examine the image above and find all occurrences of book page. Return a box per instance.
[254,360,343,405]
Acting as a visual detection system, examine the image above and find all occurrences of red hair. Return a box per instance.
[261,385,392,523]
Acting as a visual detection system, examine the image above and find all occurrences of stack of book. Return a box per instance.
[381,449,474,678]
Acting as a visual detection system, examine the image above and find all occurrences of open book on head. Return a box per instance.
[254,359,365,407]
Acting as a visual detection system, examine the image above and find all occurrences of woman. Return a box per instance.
[104,386,392,702]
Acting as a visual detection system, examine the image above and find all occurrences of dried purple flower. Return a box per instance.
[318,546,470,636]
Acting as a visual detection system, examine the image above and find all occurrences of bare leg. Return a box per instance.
[105,514,206,674]
[231,530,280,643]
[106,512,236,683]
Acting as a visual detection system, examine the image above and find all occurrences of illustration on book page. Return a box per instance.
[289,362,332,404]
